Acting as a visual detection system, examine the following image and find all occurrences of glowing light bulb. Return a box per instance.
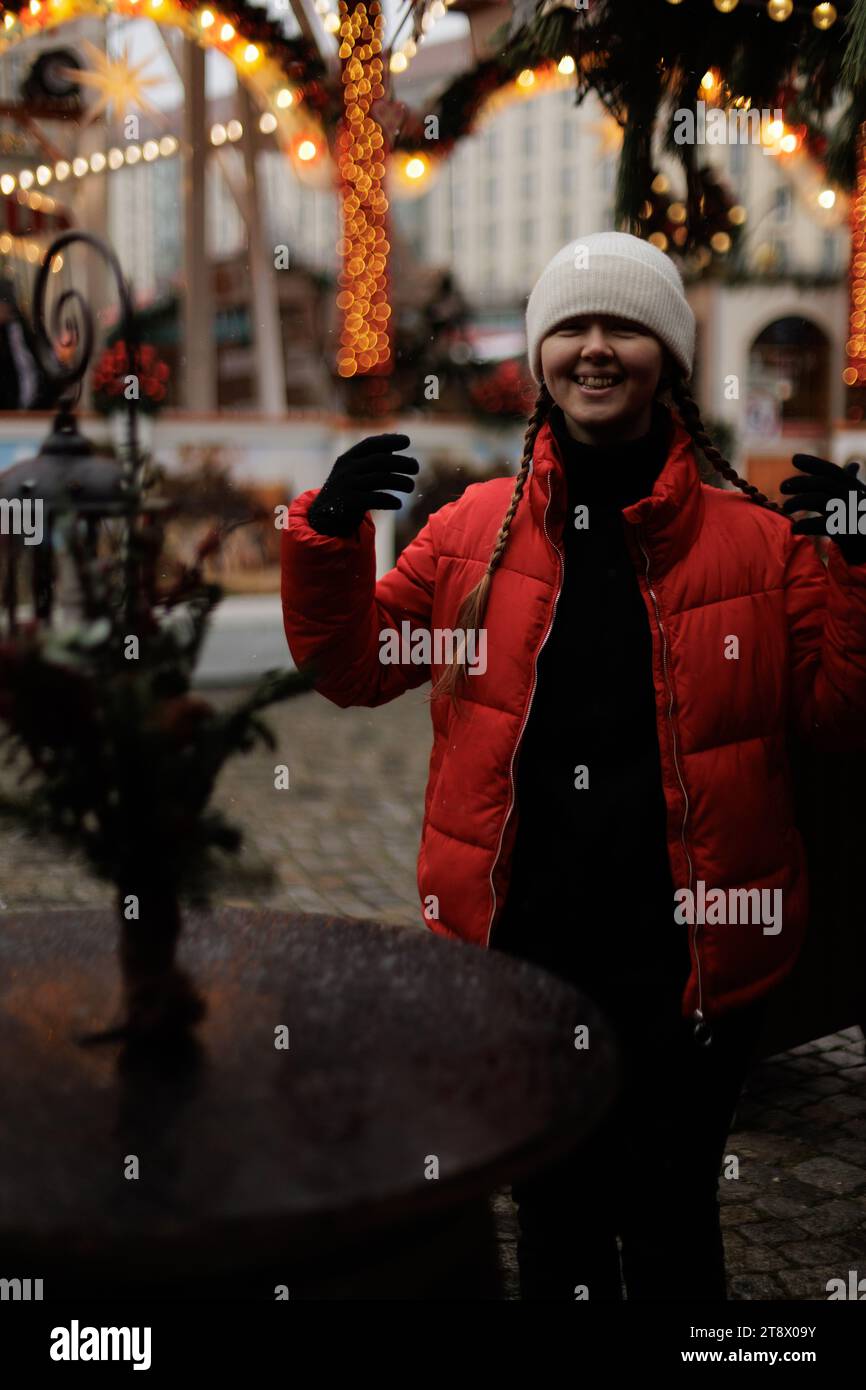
[389,52,408,72]
[276,88,294,108]
[0,174,15,194]
[516,69,535,88]
[244,44,260,64]
[108,148,124,170]
[818,188,836,209]
[812,2,836,27]
[210,123,227,145]
[72,157,89,177]
[298,140,317,161]
[143,140,159,161]
[259,112,278,134]
[89,151,107,172]
[226,119,243,141]
[36,165,51,185]
[125,145,142,164]
[557,56,575,75]
[54,160,70,180]
[220,22,234,40]
[18,169,34,188]
[199,8,214,27]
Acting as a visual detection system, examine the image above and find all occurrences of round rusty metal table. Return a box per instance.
[0,908,619,1300]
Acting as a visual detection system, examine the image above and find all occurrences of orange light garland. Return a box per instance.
[0,1,321,171]
[844,122,866,392]
[334,0,391,378]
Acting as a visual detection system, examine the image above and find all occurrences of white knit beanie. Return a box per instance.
[525,231,696,383]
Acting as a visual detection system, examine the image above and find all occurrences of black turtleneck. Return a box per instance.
[491,399,691,1019]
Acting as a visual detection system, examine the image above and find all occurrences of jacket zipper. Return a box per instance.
[636,529,711,1046]
[485,472,564,947]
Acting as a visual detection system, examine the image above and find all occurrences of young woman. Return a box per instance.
[281,231,866,1300]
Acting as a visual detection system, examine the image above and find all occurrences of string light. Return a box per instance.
[844,122,866,389]
[386,0,449,75]
[767,0,793,20]
[812,2,836,26]
[0,0,327,164]
[336,0,391,378]
[713,0,739,11]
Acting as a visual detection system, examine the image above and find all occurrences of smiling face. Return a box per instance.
[539,314,668,445]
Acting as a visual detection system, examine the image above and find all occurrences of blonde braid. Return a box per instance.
[670,375,783,513]
[427,382,554,711]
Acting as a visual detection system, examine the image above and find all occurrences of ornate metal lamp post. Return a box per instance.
[0,231,156,636]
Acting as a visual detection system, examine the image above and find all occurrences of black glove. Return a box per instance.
[779,454,866,566]
[306,433,419,537]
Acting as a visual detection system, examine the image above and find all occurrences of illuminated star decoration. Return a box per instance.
[59,40,170,127]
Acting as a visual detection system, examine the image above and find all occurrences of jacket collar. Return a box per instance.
[527,406,705,577]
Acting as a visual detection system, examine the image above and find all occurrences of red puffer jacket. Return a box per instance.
[281,411,866,1026]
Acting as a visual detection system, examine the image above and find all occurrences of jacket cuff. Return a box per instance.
[286,489,373,549]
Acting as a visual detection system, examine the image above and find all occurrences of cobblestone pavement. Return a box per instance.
[1,684,864,1301]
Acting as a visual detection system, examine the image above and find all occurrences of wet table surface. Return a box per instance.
[0,907,618,1281]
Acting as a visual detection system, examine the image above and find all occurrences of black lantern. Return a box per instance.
[0,232,159,633]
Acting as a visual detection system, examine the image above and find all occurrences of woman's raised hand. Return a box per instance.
[306,433,420,537]
[780,454,866,566]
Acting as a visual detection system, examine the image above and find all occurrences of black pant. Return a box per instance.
[494,922,770,1301]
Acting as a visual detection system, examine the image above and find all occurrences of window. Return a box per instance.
[773,184,792,221]
[520,218,535,247]
[521,124,536,156]
[560,165,574,196]
[559,208,572,241]
[562,117,575,150]
[729,142,747,179]
[486,223,498,250]
[484,127,498,158]
[484,175,497,205]
[820,231,838,275]
[767,238,788,271]
[521,171,536,198]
